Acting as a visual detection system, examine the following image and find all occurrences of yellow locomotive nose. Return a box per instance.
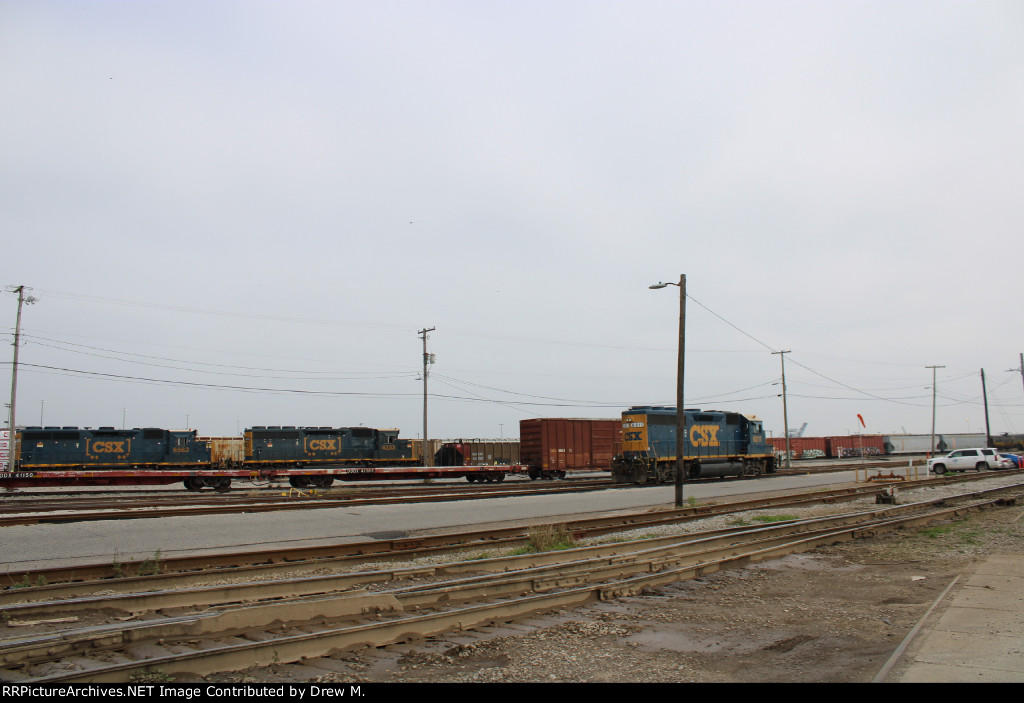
[622,415,648,451]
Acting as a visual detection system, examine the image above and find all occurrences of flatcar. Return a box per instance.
[11,424,422,490]
[611,406,775,484]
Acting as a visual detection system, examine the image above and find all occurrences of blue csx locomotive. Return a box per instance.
[17,425,415,479]
[611,406,776,484]
[17,427,212,468]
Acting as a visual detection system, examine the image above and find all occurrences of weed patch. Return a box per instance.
[511,524,578,555]
[7,574,46,589]
[751,514,798,524]
[129,668,172,683]
[137,549,164,576]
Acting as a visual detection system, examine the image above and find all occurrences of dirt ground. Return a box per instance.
[212,489,1024,684]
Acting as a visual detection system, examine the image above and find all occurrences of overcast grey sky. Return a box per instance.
[3,0,1023,442]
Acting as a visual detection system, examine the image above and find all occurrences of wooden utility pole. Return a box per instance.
[674,274,686,508]
[926,365,945,458]
[419,327,435,467]
[773,350,792,470]
[1008,353,1024,401]
[649,275,686,507]
[981,369,992,447]
[7,285,36,473]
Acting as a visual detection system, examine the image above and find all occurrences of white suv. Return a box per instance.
[928,448,1010,473]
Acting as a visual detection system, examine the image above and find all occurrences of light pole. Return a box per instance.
[649,274,685,508]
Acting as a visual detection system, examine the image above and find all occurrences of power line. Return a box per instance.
[21,335,412,380]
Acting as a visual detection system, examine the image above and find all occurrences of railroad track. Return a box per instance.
[0,460,941,527]
[0,478,629,527]
[2,471,1015,588]
[1,479,1020,682]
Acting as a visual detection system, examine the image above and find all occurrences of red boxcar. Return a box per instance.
[826,435,886,458]
[769,436,828,460]
[519,418,622,479]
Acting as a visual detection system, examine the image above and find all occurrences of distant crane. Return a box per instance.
[787,422,807,438]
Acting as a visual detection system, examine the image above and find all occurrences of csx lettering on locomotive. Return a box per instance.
[307,439,338,452]
[90,441,128,453]
[689,425,720,447]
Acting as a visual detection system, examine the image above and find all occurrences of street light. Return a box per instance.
[650,274,686,507]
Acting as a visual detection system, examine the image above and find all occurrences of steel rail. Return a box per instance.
[5,483,1020,623]
[0,482,626,527]
[12,490,1018,683]
[4,475,1022,596]
[1,501,968,668]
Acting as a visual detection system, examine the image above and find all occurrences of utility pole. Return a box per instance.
[673,274,685,509]
[772,350,792,470]
[419,327,435,467]
[1019,353,1024,397]
[981,369,992,447]
[926,365,945,458]
[1008,353,1024,400]
[649,274,686,507]
[7,285,37,473]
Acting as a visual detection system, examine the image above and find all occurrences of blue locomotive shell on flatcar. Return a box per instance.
[614,406,775,484]
[18,426,211,469]
[244,426,414,466]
